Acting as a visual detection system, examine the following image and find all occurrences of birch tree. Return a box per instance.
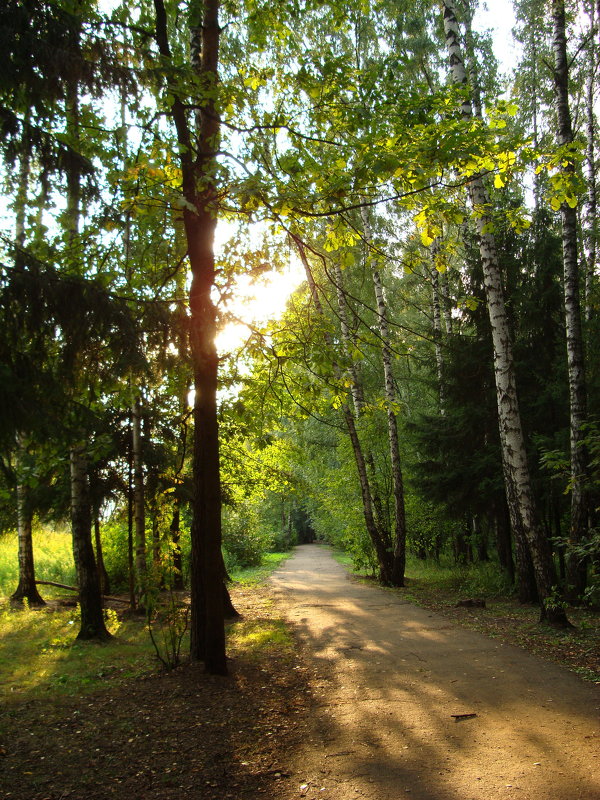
[441,0,570,625]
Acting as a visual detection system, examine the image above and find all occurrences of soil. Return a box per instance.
[1,543,599,800]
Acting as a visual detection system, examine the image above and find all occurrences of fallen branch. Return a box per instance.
[35,580,130,605]
[451,713,478,721]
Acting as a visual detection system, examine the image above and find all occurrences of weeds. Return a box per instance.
[144,590,189,670]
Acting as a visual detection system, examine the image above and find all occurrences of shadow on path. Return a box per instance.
[271,544,600,800]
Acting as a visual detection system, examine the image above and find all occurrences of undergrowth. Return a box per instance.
[0,548,293,703]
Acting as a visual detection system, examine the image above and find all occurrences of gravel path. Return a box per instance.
[270,544,600,800]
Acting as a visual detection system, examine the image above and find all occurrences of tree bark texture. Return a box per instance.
[431,241,446,414]
[362,209,406,586]
[94,515,110,596]
[331,260,388,543]
[170,502,185,590]
[154,0,226,674]
[10,140,45,607]
[442,0,568,625]
[11,479,45,606]
[584,3,597,325]
[70,445,110,640]
[132,395,147,593]
[552,0,589,601]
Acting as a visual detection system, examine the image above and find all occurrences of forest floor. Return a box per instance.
[1,544,599,800]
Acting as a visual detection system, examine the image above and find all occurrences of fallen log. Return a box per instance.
[35,580,130,605]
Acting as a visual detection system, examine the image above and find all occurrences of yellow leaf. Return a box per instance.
[550,196,561,211]
[494,174,505,189]
[420,230,434,247]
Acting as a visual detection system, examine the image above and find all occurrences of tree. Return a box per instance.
[551,0,590,600]
[441,0,570,625]
[153,0,226,674]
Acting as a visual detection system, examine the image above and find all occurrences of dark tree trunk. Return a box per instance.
[93,514,110,596]
[154,0,226,674]
[493,502,514,585]
[70,445,110,641]
[127,430,136,610]
[11,482,45,606]
[132,395,147,593]
[552,0,589,602]
[474,517,489,562]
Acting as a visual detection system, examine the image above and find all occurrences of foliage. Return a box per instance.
[222,501,274,571]
[144,589,189,671]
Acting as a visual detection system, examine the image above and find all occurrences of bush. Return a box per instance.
[222,502,273,571]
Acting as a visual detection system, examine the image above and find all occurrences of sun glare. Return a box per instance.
[214,221,305,356]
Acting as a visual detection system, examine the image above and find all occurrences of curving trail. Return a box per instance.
[270,544,600,800]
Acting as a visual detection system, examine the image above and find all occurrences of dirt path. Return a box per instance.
[270,544,600,800]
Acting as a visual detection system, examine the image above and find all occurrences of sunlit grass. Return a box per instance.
[0,545,294,705]
[227,619,293,657]
[230,551,291,585]
[0,604,155,704]
[0,528,75,601]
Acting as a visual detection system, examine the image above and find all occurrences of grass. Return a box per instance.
[227,618,294,658]
[0,544,293,706]
[0,604,155,704]
[0,527,75,601]
[230,551,291,585]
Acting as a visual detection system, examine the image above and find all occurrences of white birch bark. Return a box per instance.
[442,0,568,623]
[132,395,147,588]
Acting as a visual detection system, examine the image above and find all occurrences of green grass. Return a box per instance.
[0,604,155,704]
[0,528,76,601]
[229,551,291,585]
[0,544,294,705]
[227,618,293,657]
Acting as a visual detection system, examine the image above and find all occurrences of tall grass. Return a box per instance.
[405,554,515,599]
[0,527,75,600]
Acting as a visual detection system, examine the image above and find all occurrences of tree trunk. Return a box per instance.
[331,260,389,550]
[170,502,185,590]
[153,0,226,674]
[552,0,589,602]
[132,395,147,594]
[442,0,569,625]
[127,427,136,610]
[10,131,45,608]
[493,501,514,585]
[70,444,110,640]
[431,244,446,414]
[362,209,406,586]
[11,479,45,606]
[93,514,110,596]
[295,236,393,584]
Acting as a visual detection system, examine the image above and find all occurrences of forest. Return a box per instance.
[1,0,599,687]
